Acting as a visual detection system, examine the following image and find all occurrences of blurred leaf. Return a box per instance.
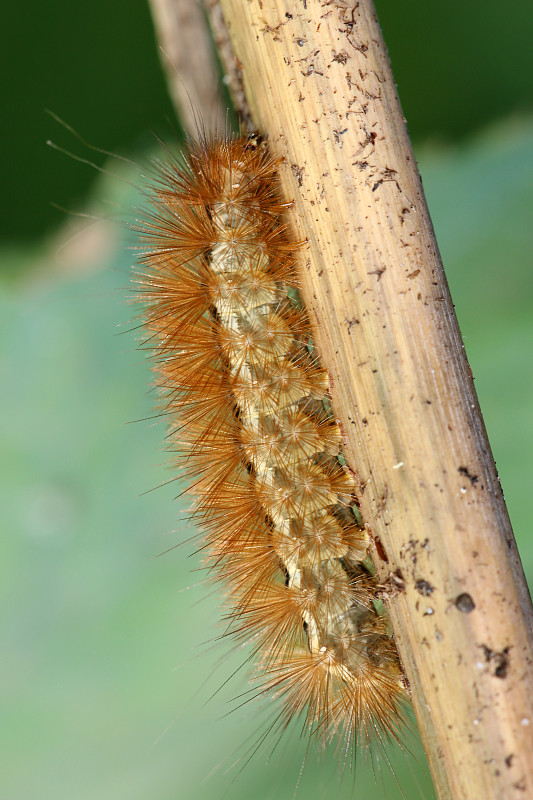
[2,117,532,800]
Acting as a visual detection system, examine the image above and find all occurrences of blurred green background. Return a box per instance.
[1,2,532,799]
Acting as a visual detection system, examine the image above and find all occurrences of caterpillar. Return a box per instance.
[135,132,406,762]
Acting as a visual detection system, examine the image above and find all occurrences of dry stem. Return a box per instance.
[149,1,533,797]
[148,0,225,136]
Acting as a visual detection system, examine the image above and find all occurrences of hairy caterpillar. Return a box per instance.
[136,132,406,762]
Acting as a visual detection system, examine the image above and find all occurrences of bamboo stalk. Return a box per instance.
[194,1,533,798]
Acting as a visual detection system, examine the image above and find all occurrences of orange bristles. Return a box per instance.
[136,133,407,760]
